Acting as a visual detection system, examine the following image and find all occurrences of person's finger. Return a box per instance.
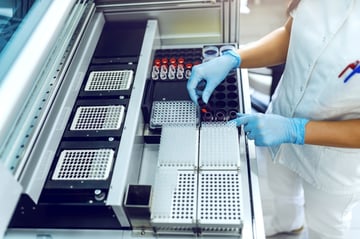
[187,75,202,104]
[229,113,250,127]
[247,130,255,140]
[202,83,217,104]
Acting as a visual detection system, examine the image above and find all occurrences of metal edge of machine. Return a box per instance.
[0,0,78,173]
[106,19,161,228]
[96,0,224,45]
[0,164,22,238]
[240,68,266,239]
[17,1,100,204]
[1,1,98,237]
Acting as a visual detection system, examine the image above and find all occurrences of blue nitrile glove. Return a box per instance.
[187,50,241,104]
[230,113,309,146]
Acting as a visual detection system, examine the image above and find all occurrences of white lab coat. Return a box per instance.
[267,0,360,194]
[258,0,360,237]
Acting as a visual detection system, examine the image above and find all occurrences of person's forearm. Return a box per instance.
[237,17,293,69]
[305,120,360,148]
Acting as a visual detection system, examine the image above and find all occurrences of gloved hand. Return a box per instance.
[231,113,309,146]
[187,50,241,104]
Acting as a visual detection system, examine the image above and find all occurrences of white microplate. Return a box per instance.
[52,149,114,180]
[199,122,241,170]
[70,105,125,131]
[150,101,198,129]
[85,70,133,91]
[158,124,198,168]
[151,168,197,230]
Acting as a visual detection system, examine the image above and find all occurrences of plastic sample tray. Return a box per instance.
[52,148,114,181]
[150,100,198,129]
[150,123,243,235]
[85,70,133,91]
[157,124,198,168]
[198,170,243,234]
[151,168,197,233]
[70,105,125,131]
[199,122,241,170]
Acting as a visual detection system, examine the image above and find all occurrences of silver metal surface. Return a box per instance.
[85,70,133,91]
[107,20,161,227]
[231,0,241,44]
[52,149,115,181]
[0,163,22,238]
[0,0,82,173]
[222,0,229,43]
[96,0,217,6]
[70,105,125,131]
[99,1,224,45]
[17,10,105,203]
[240,68,266,238]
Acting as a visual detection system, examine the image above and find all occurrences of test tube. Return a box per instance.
[202,45,219,62]
[160,64,168,74]
[160,71,167,80]
[215,110,226,121]
[168,70,175,80]
[152,65,160,74]
[202,111,213,122]
[176,71,184,80]
[185,63,193,70]
[178,57,185,65]
[152,71,159,80]
[185,69,192,79]
[169,64,176,74]
[219,45,236,55]
[228,110,238,120]
[161,57,168,65]
[154,58,161,66]
[169,57,177,65]
[177,64,184,73]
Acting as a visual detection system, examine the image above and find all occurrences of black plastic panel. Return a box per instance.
[92,21,147,64]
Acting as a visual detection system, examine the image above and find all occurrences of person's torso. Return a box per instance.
[268,0,360,194]
[271,0,360,120]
